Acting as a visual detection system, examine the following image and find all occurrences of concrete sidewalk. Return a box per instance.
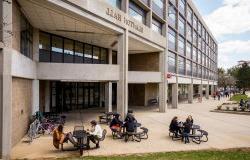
[11,97,250,159]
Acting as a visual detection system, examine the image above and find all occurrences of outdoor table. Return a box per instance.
[73,130,89,155]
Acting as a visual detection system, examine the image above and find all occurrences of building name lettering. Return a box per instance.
[106,8,143,33]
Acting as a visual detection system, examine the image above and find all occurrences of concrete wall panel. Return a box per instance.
[128,71,161,83]
[129,53,159,71]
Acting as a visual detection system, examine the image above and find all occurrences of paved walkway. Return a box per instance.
[11,96,250,159]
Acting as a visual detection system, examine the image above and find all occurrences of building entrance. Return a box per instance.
[50,81,101,112]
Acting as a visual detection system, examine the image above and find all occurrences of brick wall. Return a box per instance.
[129,53,159,71]
[128,84,145,106]
[12,77,32,146]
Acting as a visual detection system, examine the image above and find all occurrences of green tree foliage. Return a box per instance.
[235,63,250,94]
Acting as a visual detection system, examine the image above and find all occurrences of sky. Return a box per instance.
[193,0,250,69]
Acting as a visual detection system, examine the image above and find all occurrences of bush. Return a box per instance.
[217,105,222,110]
[226,106,230,110]
[230,94,250,102]
[233,107,237,111]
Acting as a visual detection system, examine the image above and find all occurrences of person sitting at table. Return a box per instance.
[87,120,103,148]
[53,124,77,150]
[125,110,137,123]
[169,116,181,137]
[124,117,137,133]
[187,115,194,125]
[110,114,123,137]
[182,118,192,144]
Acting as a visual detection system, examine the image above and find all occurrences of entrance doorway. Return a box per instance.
[50,81,101,112]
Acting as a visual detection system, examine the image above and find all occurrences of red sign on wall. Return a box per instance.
[166,73,172,79]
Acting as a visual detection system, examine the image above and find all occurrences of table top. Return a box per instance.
[73,130,89,139]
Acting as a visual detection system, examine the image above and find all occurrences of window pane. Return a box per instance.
[168,52,176,73]
[51,35,63,63]
[75,42,84,63]
[186,42,191,59]
[106,0,121,9]
[152,0,164,18]
[168,4,176,28]
[84,44,92,63]
[178,56,185,75]
[178,36,185,56]
[168,28,176,51]
[93,46,100,64]
[64,39,74,63]
[152,18,162,34]
[179,0,185,15]
[39,32,50,62]
[178,16,185,35]
[100,48,108,64]
[186,60,192,76]
[129,1,146,24]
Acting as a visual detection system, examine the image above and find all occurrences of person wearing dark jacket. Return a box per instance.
[125,110,137,123]
[169,116,181,137]
[183,118,192,143]
[124,118,136,133]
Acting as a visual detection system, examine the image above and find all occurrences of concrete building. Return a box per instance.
[0,0,218,158]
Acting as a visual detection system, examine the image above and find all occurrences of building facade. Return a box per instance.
[0,0,218,158]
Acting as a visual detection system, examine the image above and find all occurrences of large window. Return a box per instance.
[186,60,192,76]
[152,18,162,34]
[198,50,201,64]
[187,24,192,42]
[198,36,202,50]
[193,31,197,46]
[178,16,185,36]
[179,0,185,16]
[170,0,177,6]
[168,28,176,51]
[106,0,121,9]
[178,56,185,75]
[152,0,164,18]
[168,52,176,73]
[187,5,192,24]
[192,63,197,77]
[51,35,63,63]
[198,22,202,35]
[168,4,177,28]
[64,39,74,63]
[198,65,202,78]
[20,12,33,59]
[39,32,108,64]
[186,42,191,59]
[129,1,146,24]
[193,15,198,30]
[192,47,197,62]
[178,36,185,56]
[39,32,50,62]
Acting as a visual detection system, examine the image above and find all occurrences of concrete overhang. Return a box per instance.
[128,71,161,83]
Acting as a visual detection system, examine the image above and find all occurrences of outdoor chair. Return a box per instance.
[99,113,112,124]
[96,129,107,146]
[124,131,141,142]
[136,127,149,139]
[169,129,182,141]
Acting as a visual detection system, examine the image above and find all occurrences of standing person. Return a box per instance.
[183,118,192,144]
[169,116,182,137]
[87,120,103,148]
[213,92,216,100]
[53,125,77,150]
[187,115,194,125]
[218,92,221,101]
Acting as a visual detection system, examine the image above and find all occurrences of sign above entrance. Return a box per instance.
[166,73,172,79]
[106,8,143,33]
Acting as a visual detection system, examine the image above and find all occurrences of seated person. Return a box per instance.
[187,115,194,125]
[110,114,123,136]
[239,99,245,109]
[87,120,103,148]
[125,110,137,123]
[124,118,136,133]
[53,125,77,150]
[169,116,181,137]
[182,118,192,143]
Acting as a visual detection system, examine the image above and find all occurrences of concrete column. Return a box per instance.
[32,80,39,114]
[159,51,167,112]
[188,84,193,103]
[121,0,129,13]
[172,83,178,109]
[1,1,12,159]
[105,82,112,112]
[117,30,128,119]
[146,0,152,28]
[198,84,203,99]
[205,84,209,99]
[45,81,50,112]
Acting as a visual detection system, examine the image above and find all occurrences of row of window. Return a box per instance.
[39,32,108,64]
[168,51,217,80]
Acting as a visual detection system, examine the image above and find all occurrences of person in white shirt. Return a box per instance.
[87,120,103,148]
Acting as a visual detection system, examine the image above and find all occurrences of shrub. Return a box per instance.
[233,107,237,111]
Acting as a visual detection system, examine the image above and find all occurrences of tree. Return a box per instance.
[218,68,227,89]
[235,63,250,94]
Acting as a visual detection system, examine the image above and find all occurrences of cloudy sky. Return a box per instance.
[193,0,250,69]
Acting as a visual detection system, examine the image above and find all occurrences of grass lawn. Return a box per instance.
[230,94,250,102]
[58,149,250,160]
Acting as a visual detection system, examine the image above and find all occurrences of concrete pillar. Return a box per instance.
[117,30,128,119]
[146,0,152,28]
[188,84,193,103]
[32,80,39,114]
[105,82,112,112]
[108,48,112,64]
[198,84,203,99]
[172,83,178,109]
[1,1,12,159]
[205,84,209,99]
[159,51,167,112]
[121,0,129,13]
[45,81,50,112]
